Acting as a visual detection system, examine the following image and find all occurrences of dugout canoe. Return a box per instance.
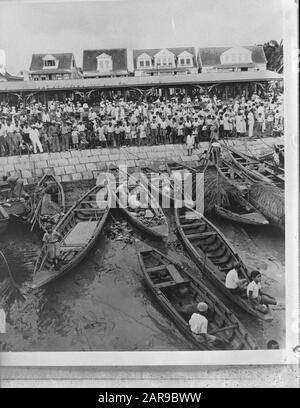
[138,243,257,350]
[214,201,269,226]
[33,173,66,232]
[108,166,169,239]
[224,145,284,188]
[0,205,9,235]
[31,182,111,289]
[175,206,275,320]
[216,159,255,192]
[214,163,269,226]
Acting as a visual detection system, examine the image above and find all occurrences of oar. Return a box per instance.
[30,199,42,232]
[209,323,239,335]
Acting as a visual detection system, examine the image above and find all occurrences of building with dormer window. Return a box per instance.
[198,45,267,73]
[28,53,81,81]
[133,47,197,76]
[83,48,129,78]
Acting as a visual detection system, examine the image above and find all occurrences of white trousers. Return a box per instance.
[248,121,254,137]
[31,137,44,153]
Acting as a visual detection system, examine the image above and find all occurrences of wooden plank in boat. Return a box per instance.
[182,211,200,220]
[166,265,185,283]
[181,222,206,229]
[73,208,105,213]
[63,221,98,246]
[186,231,218,240]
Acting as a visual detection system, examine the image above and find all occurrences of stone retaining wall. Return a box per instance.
[0,136,284,185]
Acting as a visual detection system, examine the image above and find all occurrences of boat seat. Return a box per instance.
[186,232,218,240]
[73,208,105,213]
[181,222,206,229]
[147,265,168,273]
[166,265,185,283]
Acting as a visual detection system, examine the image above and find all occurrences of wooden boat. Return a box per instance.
[31,182,111,289]
[33,173,66,232]
[0,205,9,235]
[107,166,169,239]
[214,200,269,226]
[224,144,284,188]
[175,206,275,320]
[214,162,269,226]
[138,243,257,350]
[216,158,255,192]
[137,165,194,209]
[165,161,201,206]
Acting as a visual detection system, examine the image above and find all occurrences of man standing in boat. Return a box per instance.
[42,224,62,270]
[2,171,25,201]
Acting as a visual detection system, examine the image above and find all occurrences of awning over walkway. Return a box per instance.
[0,70,282,93]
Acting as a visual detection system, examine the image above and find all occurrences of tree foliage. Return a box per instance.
[263,40,283,73]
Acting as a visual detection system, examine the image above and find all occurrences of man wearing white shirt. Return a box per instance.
[189,302,217,343]
[247,270,276,313]
[225,261,247,294]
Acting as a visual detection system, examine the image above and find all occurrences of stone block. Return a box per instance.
[54,167,65,176]
[82,171,94,180]
[61,174,72,182]
[85,163,97,171]
[88,155,101,163]
[35,160,49,169]
[60,151,71,159]
[81,149,92,156]
[109,154,121,161]
[75,164,87,173]
[71,173,83,181]
[64,165,76,174]
[21,169,32,178]
[78,156,93,164]
[98,148,110,156]
[67,157,80,165]
[70,150,81,157]
[34,168,43,177]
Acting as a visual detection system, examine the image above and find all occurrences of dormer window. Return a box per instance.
[137,53,152,69]
[42,55,58,69]
[177,51,193,67]
[220,47,252,65]
[154,49,175,69]
[97,53,113,72]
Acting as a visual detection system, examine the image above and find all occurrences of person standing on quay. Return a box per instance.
[29,124,43,154]
[61,120,71,151]
[247,109,255,138]
[48,121,60,152]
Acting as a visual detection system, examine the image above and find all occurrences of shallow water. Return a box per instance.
[0,184,285,351]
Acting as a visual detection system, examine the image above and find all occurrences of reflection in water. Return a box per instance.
[0,205,285,351]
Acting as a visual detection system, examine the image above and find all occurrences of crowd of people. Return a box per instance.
[0,91,284,157]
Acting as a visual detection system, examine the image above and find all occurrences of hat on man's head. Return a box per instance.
[197,302,208,313]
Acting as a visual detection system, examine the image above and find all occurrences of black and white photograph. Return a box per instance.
[0,0,298,375]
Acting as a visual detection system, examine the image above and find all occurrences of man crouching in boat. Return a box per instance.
[189,302,218,344]
[42,224,62,270]
[225,261,248,294]
[247,270,277,313]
